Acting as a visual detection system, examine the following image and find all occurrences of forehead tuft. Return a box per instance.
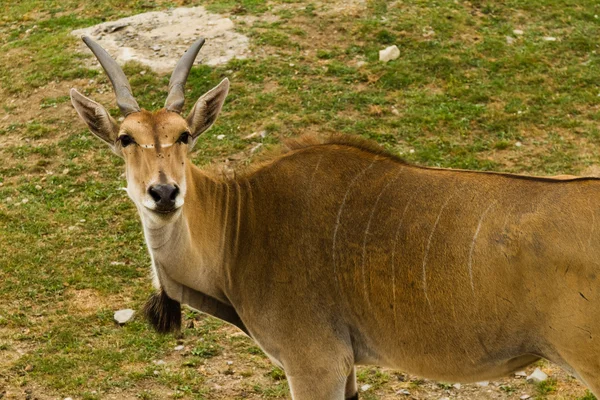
[121,110,189,141]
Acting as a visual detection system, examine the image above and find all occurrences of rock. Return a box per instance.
[103,22,129,33]
[520,395,531,400]
[506,36,515,45]
[64,398,74,400]
[527,367,548,383]
[396,389,410,395]
[379,45,400,62]
[391,107,400,116]
[515,141,522,147]
[476,381,489,387]
[513,29,524,35]
[515,370,527,377]
[360,384,372,392]
[174,345,184,351]
[243,130,267,140]
[543,36,557,41]
[153,359,166,366]
[440,397,450,400]
[71,7,250,73]
[216,134,226,140]
[355,60,367,68]
[113,309,135,325]
[453,383,461,389]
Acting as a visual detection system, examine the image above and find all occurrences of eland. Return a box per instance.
[71,36,600,399]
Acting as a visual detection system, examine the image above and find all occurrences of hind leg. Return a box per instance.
[345,367,358,400]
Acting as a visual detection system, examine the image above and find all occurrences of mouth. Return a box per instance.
[145,206,182,216]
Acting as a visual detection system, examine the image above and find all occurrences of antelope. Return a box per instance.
[71,35,600,399]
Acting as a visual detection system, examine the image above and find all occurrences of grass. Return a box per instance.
[1,0,600,399]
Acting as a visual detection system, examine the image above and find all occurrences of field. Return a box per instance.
[2,0,600,399]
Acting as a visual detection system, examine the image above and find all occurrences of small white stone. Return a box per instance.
[355,61,367,68]
[250,143,263,154]
[396,389,410,395]
[5,197,12,203]
[35,185,42,190]
[361,384,372,392]
[515,370,527,377]
[379,45,400,62]
[110,261,125,266]
[21,198,29,204]
[527,367,548,383]
[62,168,70,175]
[174,345,184,351]
[153,370,159,375]
[453,383,462,389]
[216,134,225,140]
[506,36,515,45]
[440,397,450,400]
[391,107,400,116]
[520,395,531,400]
[515,141,522,147]
[153,359,166,366]
[226,360,233,365]
[409,149,415,154]
[243,130,267,140]
[114,309,135,325]
[543,36,557,41]
[64,398,73,400]
[513,29,524,35]
[476,381,489,387]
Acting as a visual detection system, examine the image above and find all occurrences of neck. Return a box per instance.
[140,164,243,305]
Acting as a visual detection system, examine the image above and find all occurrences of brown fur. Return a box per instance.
[72,39,600,399]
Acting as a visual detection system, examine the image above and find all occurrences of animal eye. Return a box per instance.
[177,131,190,144]
[118,134,135,148]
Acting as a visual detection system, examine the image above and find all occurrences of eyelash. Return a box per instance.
[118,134,135,147]
[177,132,191,144]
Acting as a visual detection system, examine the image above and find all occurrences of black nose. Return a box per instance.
[148,184,179,212]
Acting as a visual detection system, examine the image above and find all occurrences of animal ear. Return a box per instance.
[70,88,121,155]
[186,78,229,144]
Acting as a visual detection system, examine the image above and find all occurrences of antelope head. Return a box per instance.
[70,36,229,225]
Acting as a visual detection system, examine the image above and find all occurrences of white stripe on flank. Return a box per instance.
[422,195,453,309]
[361,170,403,307]
[332,161,376,289]
[390,188,420,332]
[468,202,496,294]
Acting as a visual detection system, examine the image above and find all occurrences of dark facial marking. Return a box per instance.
[158,170,168,184]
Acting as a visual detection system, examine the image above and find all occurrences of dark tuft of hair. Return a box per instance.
[143,290,181,334]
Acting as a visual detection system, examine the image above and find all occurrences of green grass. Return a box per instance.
[2,0,600,399]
